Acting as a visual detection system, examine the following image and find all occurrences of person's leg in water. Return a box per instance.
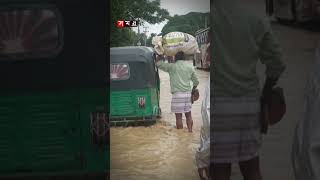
[239,156,262,180]
[175,113,183,129]
[210,163,232,180]
[185,111,193,132]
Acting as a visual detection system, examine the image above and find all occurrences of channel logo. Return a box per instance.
[116,20,139,28]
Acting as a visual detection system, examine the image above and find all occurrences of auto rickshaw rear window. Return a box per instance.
[111,63,130,80]
[0,6,62,60]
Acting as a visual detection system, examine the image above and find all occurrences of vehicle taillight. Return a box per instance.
[137,96,145,108]
[90,112,109,149]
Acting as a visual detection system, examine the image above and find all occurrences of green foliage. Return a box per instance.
[111,0,169,47]
[111,29,138,47]
[161,12,209,36]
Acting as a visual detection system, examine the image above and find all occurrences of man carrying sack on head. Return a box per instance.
[211,1,286,179]
[156,51,199,133]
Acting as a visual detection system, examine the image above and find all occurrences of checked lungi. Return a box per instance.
[171,91,192,113]
[211,96,262,163]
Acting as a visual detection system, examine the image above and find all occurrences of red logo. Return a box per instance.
[116,20,139,28]
[116,20,124,28]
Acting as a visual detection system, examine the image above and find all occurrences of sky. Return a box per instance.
[131,0,210,37]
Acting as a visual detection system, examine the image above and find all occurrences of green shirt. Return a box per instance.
[211,0,286,97]
[156,60,199,94]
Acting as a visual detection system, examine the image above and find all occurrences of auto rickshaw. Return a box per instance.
[0,0,109,179]
[110,46,161,126]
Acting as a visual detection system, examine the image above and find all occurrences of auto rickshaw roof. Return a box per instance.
[110,46,155,63]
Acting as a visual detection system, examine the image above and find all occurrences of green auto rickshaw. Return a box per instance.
[0,0,109,179]
[110,46,161,126]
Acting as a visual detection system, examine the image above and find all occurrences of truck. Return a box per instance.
[270,0,320,23]
[194,27,211,70]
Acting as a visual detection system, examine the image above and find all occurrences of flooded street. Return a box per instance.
[110,61,209,180]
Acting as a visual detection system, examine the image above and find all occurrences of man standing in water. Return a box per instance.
[156,51,199,132]
[211,1,286,179]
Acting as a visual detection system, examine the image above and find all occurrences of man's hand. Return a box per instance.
[198,166,209,180]
[260,76,278,134]
[262,76,278,104]
[191,86,197,104]
[191,88,199,104]
[261,77,276,101]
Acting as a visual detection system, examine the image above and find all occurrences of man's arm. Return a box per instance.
[259,30,285,78]
[155,55,172,72]
[258,19,286,97]
[258,16,285,74]
[191,68,199,89]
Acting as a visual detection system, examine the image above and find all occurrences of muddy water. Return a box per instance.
[110,62,209,180]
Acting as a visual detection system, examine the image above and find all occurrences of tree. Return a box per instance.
[161,12,209,36]
[111,0,169,47]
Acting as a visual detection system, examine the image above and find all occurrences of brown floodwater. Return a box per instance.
[110,62,209,180]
